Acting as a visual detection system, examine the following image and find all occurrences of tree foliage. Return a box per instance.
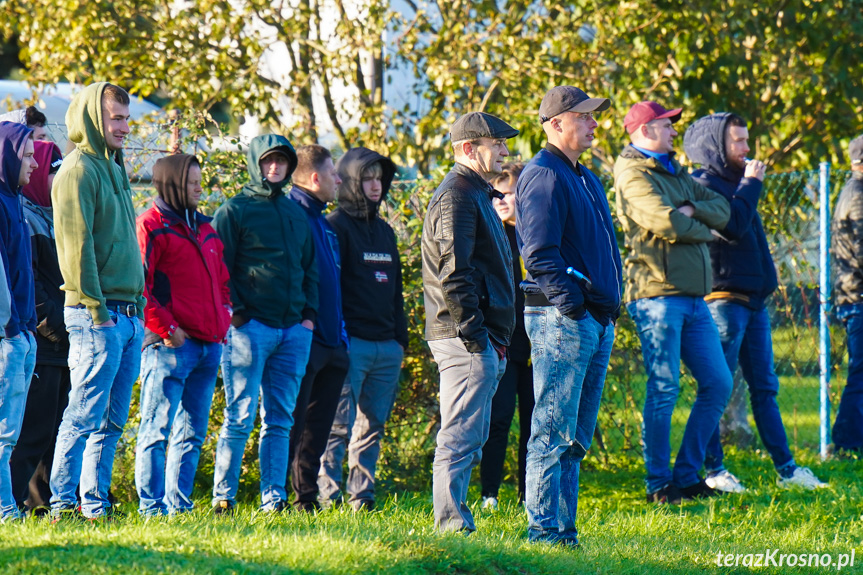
[3,0,862,170]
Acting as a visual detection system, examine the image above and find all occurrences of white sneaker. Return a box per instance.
[777,467,828,490]
[482,496,498,511]
[705,469,747,493]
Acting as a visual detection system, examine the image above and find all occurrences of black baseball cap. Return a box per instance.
[539,86,611,123]
[850,135,863,165]
[450,112,519,142]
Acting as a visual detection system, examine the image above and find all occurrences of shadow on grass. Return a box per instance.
[0,543,285,574]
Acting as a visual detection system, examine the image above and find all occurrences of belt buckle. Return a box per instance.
[123,303,137,317]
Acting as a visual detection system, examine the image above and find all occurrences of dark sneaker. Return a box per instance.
[294,500,321,514]
[558,537,580,549]
[350,499,374,512]
[679,479,721,499]
[646,483,683,504]
[26,506,51,518]
[213,500,235,516]
[260,500,290,514]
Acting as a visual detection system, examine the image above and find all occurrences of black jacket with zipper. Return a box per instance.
[421,162,515,352]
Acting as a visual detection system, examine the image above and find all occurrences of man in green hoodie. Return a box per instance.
[49,83,146,520]
[211,134,318,514]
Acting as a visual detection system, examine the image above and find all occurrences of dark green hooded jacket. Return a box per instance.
[51,82,145,323]
[213,134,318,328]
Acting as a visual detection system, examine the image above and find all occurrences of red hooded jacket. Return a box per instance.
[136,155,231,345]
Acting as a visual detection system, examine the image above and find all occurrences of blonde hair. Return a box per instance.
[362,162,383,180]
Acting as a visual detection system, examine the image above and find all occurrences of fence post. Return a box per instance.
[819,162,831,460]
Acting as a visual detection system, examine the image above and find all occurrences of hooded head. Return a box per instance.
[22,140,62,207]
[335,147,397,219]
[244,134,298,198]
[66,82,130,160]
[0,121,34,197]
[683,113,747,182]
[153,154,201,213]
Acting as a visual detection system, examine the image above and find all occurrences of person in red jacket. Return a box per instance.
[134,154,231,516]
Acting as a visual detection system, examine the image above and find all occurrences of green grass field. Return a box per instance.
[1,449,860,574]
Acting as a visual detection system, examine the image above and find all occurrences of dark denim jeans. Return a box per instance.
[524,306,614,545]
[136,339,222,515]
[834,304,863,451]
[704,301,795,474]
[627,297,733,494]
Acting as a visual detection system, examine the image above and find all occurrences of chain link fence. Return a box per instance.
[36,117,852,490]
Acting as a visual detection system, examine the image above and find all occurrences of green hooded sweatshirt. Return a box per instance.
[52,82,146,323]
[212,134,319,328]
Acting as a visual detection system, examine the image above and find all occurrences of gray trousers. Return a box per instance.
[428,337,506,532]
[318,337,403,506]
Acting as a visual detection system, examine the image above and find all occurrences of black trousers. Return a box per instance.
[480,358,534,501]
[10,364,71,510]
[288,340,350,510]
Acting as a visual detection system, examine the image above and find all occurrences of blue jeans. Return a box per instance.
[524,306,614,544]
[318,337,403,506]
[136,339,222,515]
[212,319,312,510]
[428,337,506,532]
[705,301,795,474]
[627,297,733,494]
[0,332,37,521]
[835,304,863,451]
[50,307,144,518]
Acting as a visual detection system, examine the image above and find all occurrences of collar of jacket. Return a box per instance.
[852,171,863,182]
[154,196,211,227]
[452,162,497,198]
[619,144,681,175]
[545,143,585,177]
[290,185,327,215]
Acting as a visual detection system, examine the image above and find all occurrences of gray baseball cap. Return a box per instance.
[450,112,519,142]
[539,86,611,123]
[850,135,863,164]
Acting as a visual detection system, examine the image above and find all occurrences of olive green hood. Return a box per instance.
[243,134,298,198]
[65,82,130,195]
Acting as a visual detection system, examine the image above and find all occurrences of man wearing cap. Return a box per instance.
[615,101,737,503]
[211,134,318,514]
[421,111,517,532]
[831,134,863,455]
[516,86,621,546]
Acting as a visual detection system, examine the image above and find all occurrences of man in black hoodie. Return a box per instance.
[683,113,827,490]
[317,147,407,511]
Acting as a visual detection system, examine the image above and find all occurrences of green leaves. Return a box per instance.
[5,0,862,172]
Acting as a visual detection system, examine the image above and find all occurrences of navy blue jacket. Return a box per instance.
[516,145,622,324]
[0,122,37,338]
[683,113,776,303]
[290,186,347,348]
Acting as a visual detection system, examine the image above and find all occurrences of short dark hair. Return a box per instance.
[102,83,130,107]
[25,106,46,128]
[489,162,524,189]
[293,144,332,184]
[726,114,747,129]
